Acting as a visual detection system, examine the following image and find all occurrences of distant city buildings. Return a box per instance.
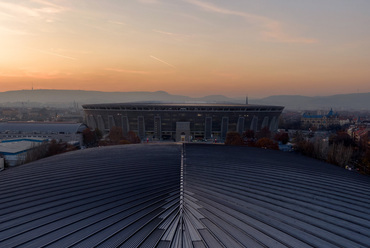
[339,117,351,126]
[301,109,340,129]
[0,106,83,123]
[347,124,370,145]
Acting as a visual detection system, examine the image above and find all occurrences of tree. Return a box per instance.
[309,126,318,132]
[47,139,69,156]
[255,138,279,150]
[98,140,109,146]
[24,142,49,164]
[313,138,328,160]
[274,132,289,144]
[225,132,244,146]
[242,129,256,146]
[119,139,131,145]
[295,140,315,157]
[126,131,141,144]
[109,126,124,144]
[292,130,304,143]
[327,143,353,167]
[256,127,271,139]
[83,128,98,147]
[24,140,76,164]
[330,131,355,147]
[243,130,255,139]
[360,150,370,175]
[95,128,103,140]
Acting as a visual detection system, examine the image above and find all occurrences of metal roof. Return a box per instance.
[0,122,87,134]
[302,109,338,119]
[82,103,284,111]
[183,145,370,247]
[0,144,369,247]
[0,139,44,155]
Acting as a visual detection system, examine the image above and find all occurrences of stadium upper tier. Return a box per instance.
[0,144,369,247]
[82,103,284,141]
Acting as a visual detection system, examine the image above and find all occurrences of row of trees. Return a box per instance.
[225,127,370,175]
[82,128,102,147]
[24,140,78,164]
[23,126,141,165]
[19,128,97,166]
[83,126,141,147]
[293,130,370,174]
[224,127,286,150]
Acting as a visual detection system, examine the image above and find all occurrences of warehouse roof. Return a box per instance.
[0,144,369,247]
[0,138,45,155]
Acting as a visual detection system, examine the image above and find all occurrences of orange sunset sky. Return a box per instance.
[1,0,369,98]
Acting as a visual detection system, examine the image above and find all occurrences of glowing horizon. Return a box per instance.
[1,0,369,98]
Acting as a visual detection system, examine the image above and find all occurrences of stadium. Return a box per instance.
[82,103,284,141]
[1,144,369,247]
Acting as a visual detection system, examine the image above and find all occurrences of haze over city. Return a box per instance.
[1,0,369,98]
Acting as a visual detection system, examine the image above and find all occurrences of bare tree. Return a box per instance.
[313,138,328,160]
[23,142,49,164]
[327,143,352,167]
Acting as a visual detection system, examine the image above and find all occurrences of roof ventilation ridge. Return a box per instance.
[179,142,185,247]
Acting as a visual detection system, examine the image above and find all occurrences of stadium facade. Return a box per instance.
[82,103,284,141]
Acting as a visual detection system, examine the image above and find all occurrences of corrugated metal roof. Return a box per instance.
[0,139,44,154]
[0,144,369,247]
[183,144,370,247]
[0,144,181,247]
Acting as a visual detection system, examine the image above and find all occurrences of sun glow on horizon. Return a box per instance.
[1,0,369,98]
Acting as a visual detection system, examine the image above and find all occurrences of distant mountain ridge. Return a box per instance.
[0,90,242,107]
[0,90,369,110]
[252,93,370,110]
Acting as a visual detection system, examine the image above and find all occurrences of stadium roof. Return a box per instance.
[0,144,369,247]
[82,102,284,110]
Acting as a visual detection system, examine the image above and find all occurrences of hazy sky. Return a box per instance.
[1,0,369,98]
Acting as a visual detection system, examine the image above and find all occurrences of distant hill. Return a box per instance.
[0,90,243,108]
[0,90,369,110]
[252,93,370,110]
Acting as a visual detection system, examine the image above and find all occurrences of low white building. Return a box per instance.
[0,138,45,166]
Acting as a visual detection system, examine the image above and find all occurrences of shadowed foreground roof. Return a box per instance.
[0,144,369,247]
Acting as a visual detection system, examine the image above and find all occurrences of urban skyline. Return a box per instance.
[1,0,370,98]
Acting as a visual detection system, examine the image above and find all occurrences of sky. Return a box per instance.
[0,0,370,98]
